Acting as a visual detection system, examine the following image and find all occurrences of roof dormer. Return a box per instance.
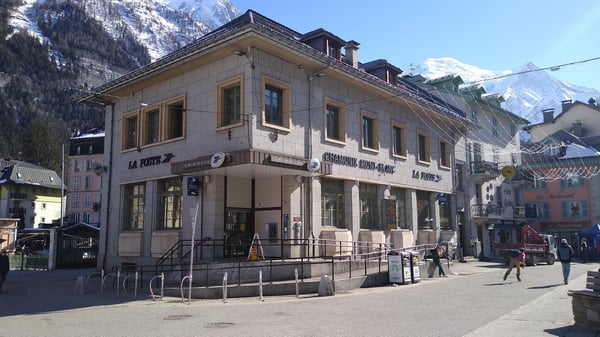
[361,59,403,86]
[459,84,486,100]
[301,29,346,61]
[427,75,464,93]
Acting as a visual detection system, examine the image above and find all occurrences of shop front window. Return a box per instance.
[321,178,345,228]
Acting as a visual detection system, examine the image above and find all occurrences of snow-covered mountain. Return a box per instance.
[410,58,600,124]
[9,0,239,61]
[8,1,600,125]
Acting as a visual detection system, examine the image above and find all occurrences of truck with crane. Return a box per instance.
[492,224,557,265]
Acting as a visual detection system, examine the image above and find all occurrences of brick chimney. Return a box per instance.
[542,108,554,124]
[344,40,360,68]
[561,99,573,112]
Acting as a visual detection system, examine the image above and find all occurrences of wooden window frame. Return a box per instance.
[164,96,186,141]
[417,131,431,164]
[323,97,346,144]
[391,122,407,159]
[122,112,139,151]
[216,75,244,130]
[261,76,291,131]
[439,138,451,169]
[361,111,379,152]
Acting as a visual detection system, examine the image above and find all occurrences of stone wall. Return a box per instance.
[569,290,600,330]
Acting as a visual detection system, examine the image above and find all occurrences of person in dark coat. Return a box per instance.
[430,245,447,277]
[557,239,575,285]
[0,249,9,292]
[580,237,588,263]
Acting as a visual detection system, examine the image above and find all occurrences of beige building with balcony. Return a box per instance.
[82,10,472,270]
[403,75,530,259]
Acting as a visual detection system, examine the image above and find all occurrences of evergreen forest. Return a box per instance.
[0,0,150,172]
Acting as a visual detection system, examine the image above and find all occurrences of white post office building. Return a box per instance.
[83,10,472,270]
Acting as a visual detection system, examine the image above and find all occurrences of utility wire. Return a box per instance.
[463,56,600,86]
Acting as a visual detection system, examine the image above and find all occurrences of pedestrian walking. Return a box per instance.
[503,248,525,282]
[430,245,447,277]
[557,238,574,285]
[0,249,9,292]
[580,237,588,263]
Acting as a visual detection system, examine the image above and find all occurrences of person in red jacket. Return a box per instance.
[503,248,525,282]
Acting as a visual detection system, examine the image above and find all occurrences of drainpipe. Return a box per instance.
[101,102,115,271]
[305,63,331,244]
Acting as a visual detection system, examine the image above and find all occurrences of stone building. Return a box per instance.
[82,10,473,270]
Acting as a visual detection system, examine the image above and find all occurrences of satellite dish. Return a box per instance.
[92,162,106,176]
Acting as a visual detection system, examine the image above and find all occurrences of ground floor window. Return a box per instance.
[321,178,345,228]
[123,183,145,230]
[157,177,182,229]
[416,190,432,229]
[390,187,408,229]
[360,183,379,230]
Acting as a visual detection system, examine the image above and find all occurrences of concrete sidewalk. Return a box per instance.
[2,261,600,336]
[448,261,600,337]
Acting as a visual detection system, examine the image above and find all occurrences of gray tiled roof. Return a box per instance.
[0,161,63,190]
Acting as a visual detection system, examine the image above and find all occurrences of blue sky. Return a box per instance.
[237,1,600,90]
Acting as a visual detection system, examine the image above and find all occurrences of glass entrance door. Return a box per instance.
[224,209,253,258]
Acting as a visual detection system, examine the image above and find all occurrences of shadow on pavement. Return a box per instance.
[528,284,562,290]
[0,269,145,317]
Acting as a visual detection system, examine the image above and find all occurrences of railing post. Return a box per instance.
[295,268,299,299]
[259,270,264,302]
[222,272,228,303]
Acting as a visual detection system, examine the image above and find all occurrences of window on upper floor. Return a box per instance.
[73,177,80,190]
[142,106,160,145]
[165,97,185,140]
[217,76,243,129]
[532,174,547,190]
[84,194,91,207]
[84,176,92,190]
[525,202,549,219]
[563,200,587,218]
[324,98,346,144]
[561,174,584,189]
[391,123,407,158]
[121,96,187,151]
[73,160,81,172]
[417,132,431,164]
[123,113,139,150]
[72,194,80,208]
[262,77,291,130]
[361,112,379,152]
[439,138,451,168]
[492,117,499,137]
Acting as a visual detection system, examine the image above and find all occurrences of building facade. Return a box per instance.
[403,75,530,259]
[523,100,600,249]
[83,10,472,270]
[65,128,105,226]
[0,159,64,229]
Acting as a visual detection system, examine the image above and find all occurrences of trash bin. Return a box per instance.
[388,251,404,284]
[409,251,421,283]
